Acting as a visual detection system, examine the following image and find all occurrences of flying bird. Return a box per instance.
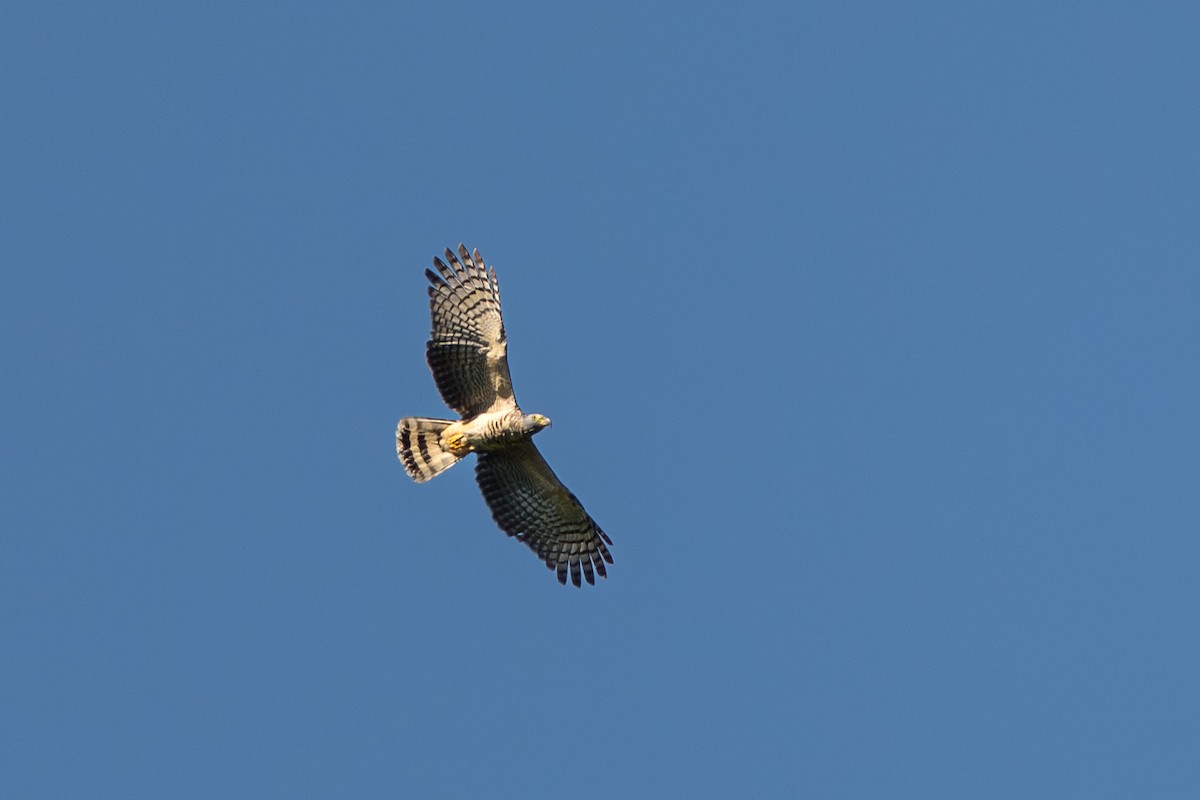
[396,245,614,586]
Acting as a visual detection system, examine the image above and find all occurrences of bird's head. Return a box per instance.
[524,413,552,434]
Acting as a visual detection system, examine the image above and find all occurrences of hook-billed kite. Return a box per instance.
[396,245,614,586]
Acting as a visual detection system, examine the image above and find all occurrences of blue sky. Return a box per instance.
[3,2,1198,797]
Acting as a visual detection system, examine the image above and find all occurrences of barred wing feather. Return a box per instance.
[475,443,613,586]
[424,245,515,417]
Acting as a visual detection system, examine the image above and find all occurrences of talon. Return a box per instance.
[444,431,468,455]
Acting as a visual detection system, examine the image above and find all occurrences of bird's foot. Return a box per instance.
[444,430,469,455]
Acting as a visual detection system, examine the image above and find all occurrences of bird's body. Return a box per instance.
[446,409,550,454]
[396,245,613,586]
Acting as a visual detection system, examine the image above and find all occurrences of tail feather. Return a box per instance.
[396,417,463,482]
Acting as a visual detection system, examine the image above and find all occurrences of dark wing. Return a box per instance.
[424,245,515,418]
[475,442,614,587]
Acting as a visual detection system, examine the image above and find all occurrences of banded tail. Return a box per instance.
[396,417,463,482]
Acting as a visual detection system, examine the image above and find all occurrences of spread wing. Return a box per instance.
[475,442,614,587]
[424,245,515,418]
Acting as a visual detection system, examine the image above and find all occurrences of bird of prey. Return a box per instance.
[396,245,614,586]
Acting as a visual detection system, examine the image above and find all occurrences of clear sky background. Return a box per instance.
[3,2,1198,798]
